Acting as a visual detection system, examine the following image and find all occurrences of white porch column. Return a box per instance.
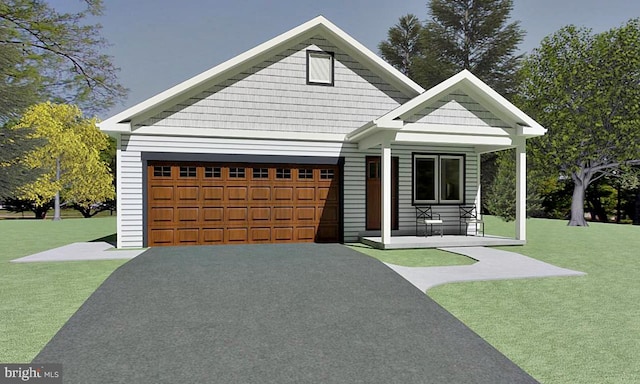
[381,142,392,245]
[515,140,526,241]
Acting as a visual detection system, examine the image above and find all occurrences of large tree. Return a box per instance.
[378,14,423,79]
[0,122,43,200]
[518,19,640,226]
[413,0,524,95]
[0,0,127,116]
[11,102,115,219]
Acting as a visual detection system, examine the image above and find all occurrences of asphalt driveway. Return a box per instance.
[34,244,537,383]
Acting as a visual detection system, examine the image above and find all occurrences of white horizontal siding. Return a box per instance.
[140,36,409,134]
[117,134,479,247]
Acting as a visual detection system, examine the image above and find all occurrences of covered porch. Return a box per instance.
[360,234,525,250]
[346,70,547,249]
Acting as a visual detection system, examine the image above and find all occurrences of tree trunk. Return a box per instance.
[568,174,589,226]
[53,157,62,221]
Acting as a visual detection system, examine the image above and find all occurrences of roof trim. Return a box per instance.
[99,16,424,133]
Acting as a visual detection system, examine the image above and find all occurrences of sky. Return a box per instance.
[50,0,640,119]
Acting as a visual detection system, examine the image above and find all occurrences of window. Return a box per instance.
[153,166,171,178]
[253,168,269,179]
[320,169,335,180]
[298,168,313,179]
[204,167,221,178]
[179,166,196,178]
[413,154,464,204]
[276,168,291,179]
[307,50,334,86]
[229,167,245,178]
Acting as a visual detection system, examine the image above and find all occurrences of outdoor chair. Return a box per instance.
[459,204,484,236]
[415,206,443,237]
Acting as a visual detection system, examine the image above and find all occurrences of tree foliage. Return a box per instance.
[517,19,640,226]
[0,0,127,116]
[0,121,44,200]
[378,14,423,79]
[412,0,524,95]
[10,102,115,218]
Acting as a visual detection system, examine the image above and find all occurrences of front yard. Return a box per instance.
[0,216,638,383]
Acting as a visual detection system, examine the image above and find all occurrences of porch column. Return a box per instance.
[381,142,392,245]
[515,140,526,241]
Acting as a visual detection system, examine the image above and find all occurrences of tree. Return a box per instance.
[0,122,44,200]
[0,0,127,116]
[378,14,423,79]
[11,102,115,219]
[517,19,640,226]
[414,0,525,96]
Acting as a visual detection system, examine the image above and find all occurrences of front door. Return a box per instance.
[366,156,399,230]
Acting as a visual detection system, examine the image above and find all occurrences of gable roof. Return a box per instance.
[99,16,425,133]
[347,69,547,143]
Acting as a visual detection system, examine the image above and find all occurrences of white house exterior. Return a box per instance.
[99,16,546,249]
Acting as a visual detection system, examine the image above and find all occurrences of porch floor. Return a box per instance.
[360,235,525,250]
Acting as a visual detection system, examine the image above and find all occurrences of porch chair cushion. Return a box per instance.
[415,206,443,237]
[459,204,484,236]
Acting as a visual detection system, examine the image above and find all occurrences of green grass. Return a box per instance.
[428,216,640,383]
[0,217,127,362]
[349,243,475,267]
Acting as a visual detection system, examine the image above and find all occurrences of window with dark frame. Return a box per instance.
[153,166,171,177]
[298,168,313,179]
[307,50,334,86]
[179,166,196,178]
[253,168,269,179]
[320,169,335,180]
[276,168,291,179]
[204,167,221,178]
[413,154,464,204]
[229,167,245,178]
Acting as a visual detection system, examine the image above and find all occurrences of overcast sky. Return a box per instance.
[50,0,640,119]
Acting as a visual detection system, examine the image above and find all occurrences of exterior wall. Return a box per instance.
[118,134,477,248]
[139,36,409,134]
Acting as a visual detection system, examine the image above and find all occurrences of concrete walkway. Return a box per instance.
[384,246,586,292]
[11,242,146,263]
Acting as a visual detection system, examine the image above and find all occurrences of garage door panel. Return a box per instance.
[227,207,248,221]
[201,228,224,243]
[250,207,271,221]
[177,186,198,201]
[274,227,294,241]
[227,228,248,242]
[203,207,224,221]
[151,186,173,201]
[228,187,248,201]
[250,227,271,242]
[250,187,271,201]
[202,187,223,201]
[296,207,316,221]
[274,187,293,201]
[150,207,174,223]
[177,229,199,244]
[177,207,199,222]
[147,162,340,246]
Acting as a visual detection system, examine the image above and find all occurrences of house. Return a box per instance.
[99,16,546,249]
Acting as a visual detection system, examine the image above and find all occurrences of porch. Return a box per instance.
[360,234,525,250]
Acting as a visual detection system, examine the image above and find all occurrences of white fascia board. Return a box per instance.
[131,125,347,142]
[100,16,423,130]
[516,124,547,137]
[346,119,403,143]
[402,123,513,137]
[394,131,513,147]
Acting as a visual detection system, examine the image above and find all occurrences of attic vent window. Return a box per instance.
[307,50,334,86]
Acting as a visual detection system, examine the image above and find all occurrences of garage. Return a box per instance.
[146,161,341,246]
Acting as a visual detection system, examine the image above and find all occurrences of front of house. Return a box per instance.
[99,16,546,249]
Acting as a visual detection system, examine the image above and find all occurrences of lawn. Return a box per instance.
[0,216,126,362]
[428,216,640,383]
[348,243,475,267]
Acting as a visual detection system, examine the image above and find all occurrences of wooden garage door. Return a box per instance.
[147,162,340,246]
